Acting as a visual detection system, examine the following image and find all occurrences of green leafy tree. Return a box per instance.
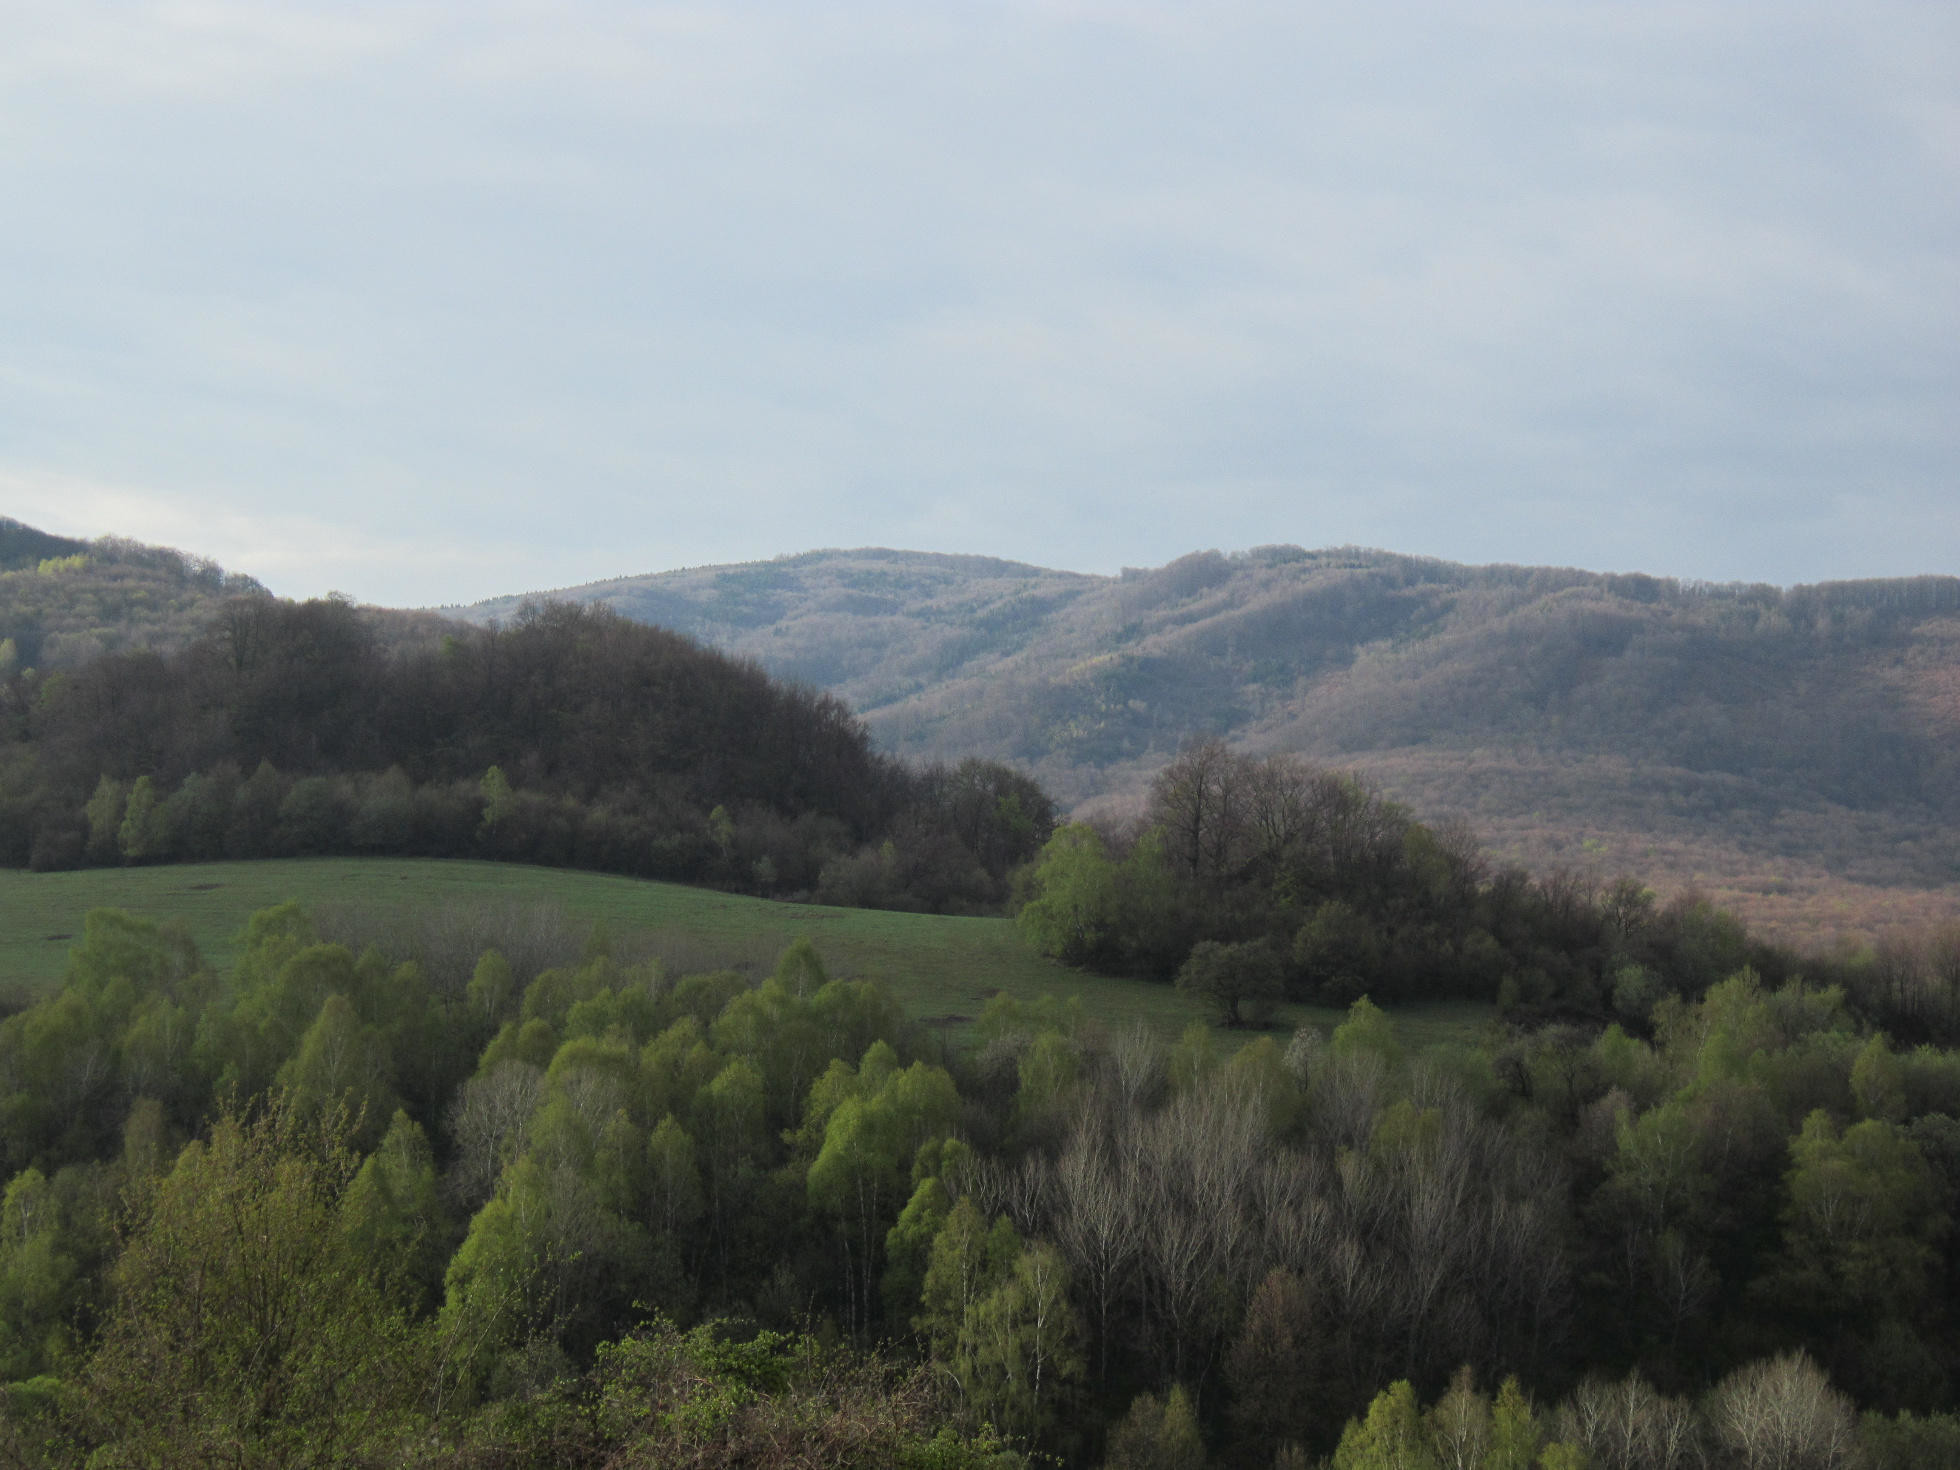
[478,765,515,835]
[83,776,127,865]
[964,1239,1084,1442]
[116,774,159,862]
[1017,824,1122,966]
[1767,1109,1947,1324]
[276,993,397,1145]
[1104,1384,1206,1470]
[72,1101,428,1466]
[917,1198,1018,1371]
[1333,1380,1440,1470]
[1176,939,1283,1029]
[340,1110,446,1309]
[1484,1376,1544,1470]
[0,1167,81,1381]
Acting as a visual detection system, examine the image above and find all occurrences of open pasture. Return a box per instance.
[0,858,1493,1049]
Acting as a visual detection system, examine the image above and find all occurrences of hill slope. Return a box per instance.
[0,519,268,671]
[461,547,1960,946]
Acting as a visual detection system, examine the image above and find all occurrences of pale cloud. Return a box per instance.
[0,1,1953,605]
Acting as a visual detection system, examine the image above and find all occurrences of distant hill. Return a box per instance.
[460,547,1960,948]
[0,520,268,671]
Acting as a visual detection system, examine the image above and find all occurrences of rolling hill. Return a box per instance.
[460,547,1960,948]
[0,517,272,672]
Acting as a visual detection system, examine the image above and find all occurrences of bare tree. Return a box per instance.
[445,1061,543,1209]
[1559,1371,1704,1470]
[1049,1115,1142,1381]
[1707,1352,1860,1470]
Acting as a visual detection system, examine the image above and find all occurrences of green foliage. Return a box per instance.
[1861,1408,1960,1469]
[1103,1384,1206,1470]
[1332,996,1402,1069]
[71,1099,427,1466]
[1016,824,1121,967]
[0,1167,81,1381]
[1175,939,1283,1029]
[1486,1376,1544,1470]
[1333,1380,1439,1470]
[1769,1109,1947,1322]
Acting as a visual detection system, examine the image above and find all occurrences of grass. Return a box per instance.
[0,858,1494,1050]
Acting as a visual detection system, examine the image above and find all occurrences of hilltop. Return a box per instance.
[0,517,267,671]
[461,546,1960,946]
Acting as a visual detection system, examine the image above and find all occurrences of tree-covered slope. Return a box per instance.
[0,521,267,672]
[460,548,1960,943]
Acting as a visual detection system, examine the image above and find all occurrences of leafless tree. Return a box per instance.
[1559,1371,1705,1470]
[1707,1352,1860,1470]
[445,1061,543,1209]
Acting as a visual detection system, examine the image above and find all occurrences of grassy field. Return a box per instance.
[0,858,1494,1050]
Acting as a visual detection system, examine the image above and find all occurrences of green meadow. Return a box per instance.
[0,858,1493,1049]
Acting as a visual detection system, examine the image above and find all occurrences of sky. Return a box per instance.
[2,2,1955,607]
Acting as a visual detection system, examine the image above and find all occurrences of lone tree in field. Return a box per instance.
[1176,939,1283,1028]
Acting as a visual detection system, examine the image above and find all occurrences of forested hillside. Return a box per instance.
[0,518,268,672]
[0,592,1053,914]
[463,547,1960,945]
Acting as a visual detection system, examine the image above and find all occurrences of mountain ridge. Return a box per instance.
[456,545,1960,948]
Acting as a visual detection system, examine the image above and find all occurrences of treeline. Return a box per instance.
[5,903,1960,1465]
[0,594,1055,913]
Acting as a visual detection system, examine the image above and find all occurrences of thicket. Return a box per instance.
[0,595,1055,914]
[3,902,1960,1465]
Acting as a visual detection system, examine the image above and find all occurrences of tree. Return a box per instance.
[340,1110,446,1309]
[0,1166,80,1381]
[276,993,397,1145]
[1424,1367,1490,1470]
[1332,1380,1439,1470]
[72,1100,428,1466]
[1226,1268,1320,1461]
[1484,1376,1544,1470]
[1177,940,1283,1029]
[917,1197,1019,1389]
[117,774,159,862]
[1150,737,1248,883]
[83,776,126,865]
[1017,824,1123,967]
[1104,1384,1206,1470]
[964,1239,1085,1442]
[1770,1109,1946,1324]
[1707,1351,1860,1470]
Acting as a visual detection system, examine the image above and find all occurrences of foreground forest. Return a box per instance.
[3,893,1960,1466]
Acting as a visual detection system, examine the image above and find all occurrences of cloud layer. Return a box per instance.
[3,2,1954,604]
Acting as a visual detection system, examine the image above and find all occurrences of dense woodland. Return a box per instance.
[2,898,1960,1465]
[0,593,1055,915]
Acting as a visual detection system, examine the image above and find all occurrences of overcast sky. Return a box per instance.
[2,2,1954,606]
